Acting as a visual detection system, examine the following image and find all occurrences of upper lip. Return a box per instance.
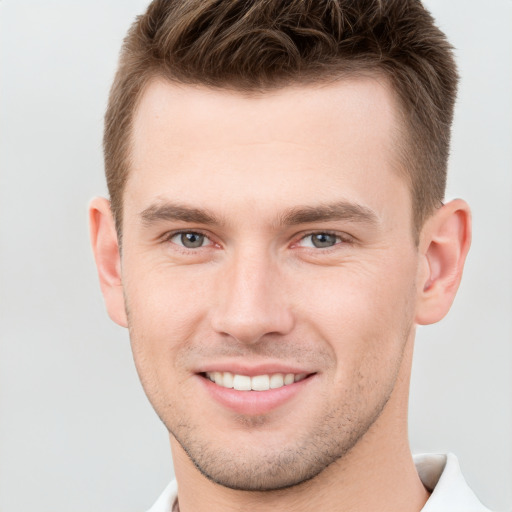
[195,362,315,377]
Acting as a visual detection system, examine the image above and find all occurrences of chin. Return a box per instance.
[169,416,367,492]
[185,447,332,491]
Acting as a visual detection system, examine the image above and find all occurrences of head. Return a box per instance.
[91,0,470,494]
[104,0,459,241]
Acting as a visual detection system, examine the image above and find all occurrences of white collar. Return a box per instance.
[415,453,491,511]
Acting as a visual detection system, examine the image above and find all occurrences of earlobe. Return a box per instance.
[89,197,128,328]
[415,199,472,325]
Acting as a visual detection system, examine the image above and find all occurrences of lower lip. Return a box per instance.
[198,374,315,416]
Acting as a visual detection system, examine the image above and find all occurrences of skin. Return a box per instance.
[90,76,471,512]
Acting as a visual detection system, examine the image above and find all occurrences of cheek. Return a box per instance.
[124,259,212,327]
[123,263,213,384]
[293,254,417,369]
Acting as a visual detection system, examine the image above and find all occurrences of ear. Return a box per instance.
[89,197,128,327]
[415,199,472,325]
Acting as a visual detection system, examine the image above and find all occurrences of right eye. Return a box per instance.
[169,232,211,249]
[298,232,342,249]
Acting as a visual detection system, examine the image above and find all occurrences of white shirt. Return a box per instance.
[146,453,491,512]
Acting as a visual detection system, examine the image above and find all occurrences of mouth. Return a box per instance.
[195,361,321,419]
[197,366,317,415]
[202,371,309,391]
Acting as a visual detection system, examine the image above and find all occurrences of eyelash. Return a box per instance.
[160,230,352,251]
[161,230,215,248]
[295,231,352,249]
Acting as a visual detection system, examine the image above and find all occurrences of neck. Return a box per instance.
[171,339,429,512]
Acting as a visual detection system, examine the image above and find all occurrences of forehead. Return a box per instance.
[131,75,400,156]
[127,76,409,225]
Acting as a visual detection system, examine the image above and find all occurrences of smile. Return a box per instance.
[204,371,308,391]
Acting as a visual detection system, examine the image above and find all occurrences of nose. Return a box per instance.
[210,250,295,345]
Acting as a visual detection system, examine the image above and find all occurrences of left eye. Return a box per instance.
[170,232,210,249]
[298,233,342,249]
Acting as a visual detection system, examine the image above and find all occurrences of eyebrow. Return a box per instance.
[278,201,379,227]
[140,203,222,226]
[139,200,378,228]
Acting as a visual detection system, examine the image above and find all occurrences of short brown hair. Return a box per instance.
[104,0,458,238]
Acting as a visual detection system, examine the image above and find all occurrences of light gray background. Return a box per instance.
[1,1,511,511]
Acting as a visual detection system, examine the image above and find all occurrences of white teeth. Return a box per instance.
[284,373,295,385]
[251,374,270,391]
[269,373,284,389]
[204,371,308,391]
[222,371,234,389]
[233,374,251,391]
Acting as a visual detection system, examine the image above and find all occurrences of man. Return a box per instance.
[89,1,491,510]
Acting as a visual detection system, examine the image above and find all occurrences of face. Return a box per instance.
[119,77,421,490]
